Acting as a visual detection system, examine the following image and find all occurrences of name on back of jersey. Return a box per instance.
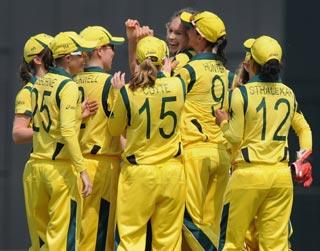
[143,83,171,95]
[249,85,293,97]
[77,74,99,84]
[203,62,225,73]
[37,77,58,88]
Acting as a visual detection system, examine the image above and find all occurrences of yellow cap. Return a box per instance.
[50,31,97,59]
[243,38,255,63]
[136,36,169,66]
[245,35,282,65]
[23,33,53,63]
[180,11,226,43]
[80,26,125,48]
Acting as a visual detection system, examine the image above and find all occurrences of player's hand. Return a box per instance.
[80,170,93,197]
[161,57,177,75]
[136,26,154,41]
[125,19,140,41]
[112,71,126,89]
[81,99,98,119]
[215,109,229,126]
[291,149,313,188]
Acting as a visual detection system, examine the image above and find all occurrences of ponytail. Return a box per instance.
[19,61,35,85]
[41,47,53,71]
[129,59,158,91]
[215,36,227,66]
[258,59,281,82]
[207,36,227,66]
[19,47,53,85]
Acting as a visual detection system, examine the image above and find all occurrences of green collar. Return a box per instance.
[157,71,166,78]
[49,67,73,78]
[190,52,217,61]
[180,48,194,54]
[247,74,282,83]
[29,76,37,84]
[84,66,105,73]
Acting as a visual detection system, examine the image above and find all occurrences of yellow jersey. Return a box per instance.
[74,66,121,156]
[108,72,186,165]
[176,52,230,147]
[30,67,85,172]
[173,48,196,74]
[15,77,37,117]
[221,75,312,166]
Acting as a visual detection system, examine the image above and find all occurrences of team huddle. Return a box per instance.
[12,7,313,251]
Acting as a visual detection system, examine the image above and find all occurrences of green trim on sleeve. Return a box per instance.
[239,86,248,116]
[227,71,235,89]
[56,79,72,109]
[102,76,113,118]
[120,87,131,126]
[23,86,33,92]
[178,76,186,101]
[184,64,196,93]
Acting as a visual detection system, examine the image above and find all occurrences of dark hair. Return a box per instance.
[19,47,53,85]
[234,63,249,87]
[169,7,198,22]
[19,60,35,85]
[206,36,227,66]
[240,66,249,84]
[129,59,158,91]
[256,59,281,82]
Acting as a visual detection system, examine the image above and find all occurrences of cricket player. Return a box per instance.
[23,31,95,250]
[176,11,231,250]
[13,33,53,144]
[215,35,312,251]
[109,36,186,251]
[75,25,124,251]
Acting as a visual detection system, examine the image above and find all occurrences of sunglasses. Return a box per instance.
[101,44,115,51]
[70,51,83,56]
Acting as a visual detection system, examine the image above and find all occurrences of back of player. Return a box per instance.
[23,31,95,250]
[13,33,53,144]
[217,36,312,251]
[75,25,124,251]
[120,73,185,164]
[176,11,231,250]
[108,36,186,251]
[230,39,294,251]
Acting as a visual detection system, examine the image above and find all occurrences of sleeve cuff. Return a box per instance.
[220,119,229,132]
[75,164,86,173]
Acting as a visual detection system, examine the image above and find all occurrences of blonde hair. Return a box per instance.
[129,59,158,91]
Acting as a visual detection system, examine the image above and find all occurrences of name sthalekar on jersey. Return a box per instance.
[249,85,293,96]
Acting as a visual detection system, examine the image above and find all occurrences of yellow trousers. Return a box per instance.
[244,218,293,251]
[182,144,230,251]
[79,155,120,251]
[219,166,293,251]
[115,158,186,251]
[23,158,82,251]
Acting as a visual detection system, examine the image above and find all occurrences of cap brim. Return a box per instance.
[180,12,193,28]
[243,38,255,51]
[110,36,125,45]
[68,33,97,52]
